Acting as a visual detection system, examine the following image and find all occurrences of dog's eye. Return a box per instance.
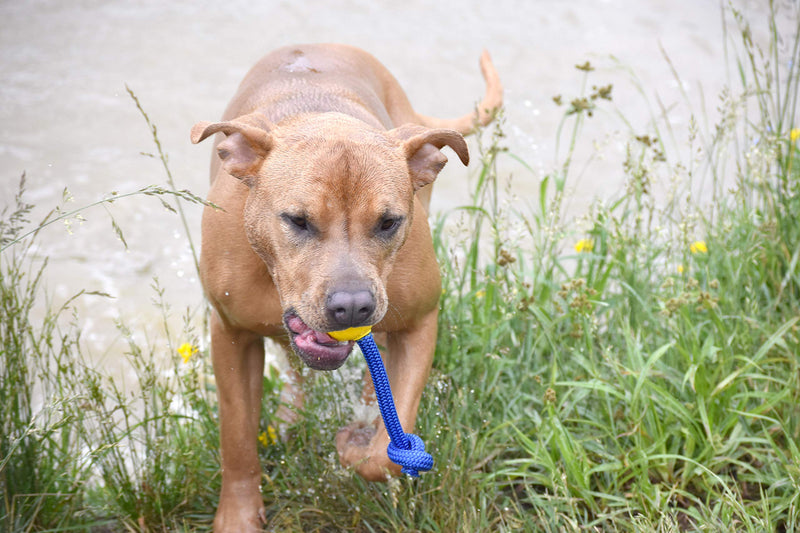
[282,213,312,234]
[376,215,403,238]
[289,215,308,230]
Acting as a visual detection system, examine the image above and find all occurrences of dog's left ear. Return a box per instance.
[388,125,469,191]
[191,112,274,180]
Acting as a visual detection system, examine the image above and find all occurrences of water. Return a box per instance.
[0,0,769,370]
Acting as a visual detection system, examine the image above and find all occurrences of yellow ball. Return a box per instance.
[328,326,372,341]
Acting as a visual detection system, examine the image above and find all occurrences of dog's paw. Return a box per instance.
[335,421,401,481]
[214,485,266,532]
[337,420,376,447]
[213,505,265,533]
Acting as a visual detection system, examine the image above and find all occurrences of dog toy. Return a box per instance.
[328,327,434,477]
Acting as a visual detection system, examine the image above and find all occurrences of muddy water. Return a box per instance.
[0,0,770,375]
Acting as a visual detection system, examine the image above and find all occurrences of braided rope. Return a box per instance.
[356,333,433,477]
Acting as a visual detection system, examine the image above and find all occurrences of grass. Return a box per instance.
[2,3,800,531]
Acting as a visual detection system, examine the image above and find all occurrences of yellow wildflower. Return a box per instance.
[677,264,684,274]
[575,239,594,253]
[177,342,198,363]
[690,241,708,254]
[475,290,486,299]
[258,425,278,447]
[791,128,800,143]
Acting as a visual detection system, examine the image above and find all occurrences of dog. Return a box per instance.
[191,43,501,531]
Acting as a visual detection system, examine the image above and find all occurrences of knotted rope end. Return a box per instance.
[387,432,433,478]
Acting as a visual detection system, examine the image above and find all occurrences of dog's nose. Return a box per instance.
[326,289,376,328]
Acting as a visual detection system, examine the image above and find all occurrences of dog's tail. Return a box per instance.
[416,50,503,136]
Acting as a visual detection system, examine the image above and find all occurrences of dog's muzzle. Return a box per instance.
[284,312,356,370]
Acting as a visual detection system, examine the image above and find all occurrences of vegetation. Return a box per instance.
[1,3,798,531]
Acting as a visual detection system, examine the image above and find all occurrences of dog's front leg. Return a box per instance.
[336,308,438,481]
[210,310,267,532]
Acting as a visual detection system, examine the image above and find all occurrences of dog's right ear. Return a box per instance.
[191,113,274,180]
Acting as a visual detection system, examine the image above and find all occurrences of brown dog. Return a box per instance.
[191,43,501,532]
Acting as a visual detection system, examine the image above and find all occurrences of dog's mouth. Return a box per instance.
[284,312,355,370]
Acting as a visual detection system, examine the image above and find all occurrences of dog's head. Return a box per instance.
[192,112,467,370]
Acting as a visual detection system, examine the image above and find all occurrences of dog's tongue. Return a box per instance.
[312,330,338,345]
[286,314,307,333]
[286,314,339,345]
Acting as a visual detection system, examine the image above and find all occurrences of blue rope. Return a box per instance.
[356,333,433,477]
